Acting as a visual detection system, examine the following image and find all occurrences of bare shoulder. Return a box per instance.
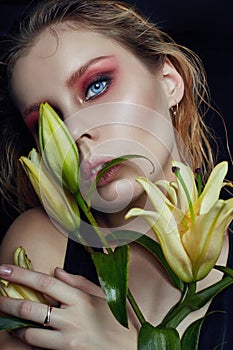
[0,207,68,275]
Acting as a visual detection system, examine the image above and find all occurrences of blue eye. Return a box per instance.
[85,78,110,101]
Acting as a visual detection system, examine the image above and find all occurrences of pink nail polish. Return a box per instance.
[0,265,13,276]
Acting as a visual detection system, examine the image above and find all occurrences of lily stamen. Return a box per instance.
[172,166,195,225]
[195,168,203,197]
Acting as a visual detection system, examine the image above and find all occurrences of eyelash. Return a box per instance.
[25,73,113,133]
[84,74,112,101]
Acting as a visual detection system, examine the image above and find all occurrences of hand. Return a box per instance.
[0,265,137,350]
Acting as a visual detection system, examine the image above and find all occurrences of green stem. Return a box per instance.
[75,191,112,254]
[127,289,146,326]
[160,282,196,328]
[72,229,89,247]
[76,192,146,327]
[195,168,203,197]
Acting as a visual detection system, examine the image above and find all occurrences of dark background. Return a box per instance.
[0,0,232,239]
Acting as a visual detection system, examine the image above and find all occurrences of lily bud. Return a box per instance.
[20,149,80,233]
[39,102,80,194]
[126,161,233,282]
[14,246,32,270]
[0,247,46,303]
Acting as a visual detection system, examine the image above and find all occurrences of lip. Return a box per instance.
[81,156,121,186]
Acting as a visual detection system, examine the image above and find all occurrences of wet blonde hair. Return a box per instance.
[0,0,214,213]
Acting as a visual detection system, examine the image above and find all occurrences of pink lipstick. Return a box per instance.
[81,156,121,186]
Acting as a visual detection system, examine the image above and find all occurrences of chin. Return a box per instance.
[86,177,145,214]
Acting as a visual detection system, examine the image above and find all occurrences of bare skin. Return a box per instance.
[0,208,229,349]
[0,26,229,349]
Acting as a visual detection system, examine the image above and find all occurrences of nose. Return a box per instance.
[64,103,103,143]
[77,127,100,144]
[63,111,100,159]
[74,130,99,160]
[65,113,100,142]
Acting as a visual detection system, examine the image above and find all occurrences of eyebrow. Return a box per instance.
[65,55,113,87]
[23,55,113,118]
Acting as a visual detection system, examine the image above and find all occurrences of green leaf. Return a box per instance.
[86,155,154,207]
[214,265,233,277]
[164,277,233,328]
[138,322,181,350]
[91,245,129,327]
[190,276,233,310]
[107,230,184,292]
[0,316,41,331]
[181,317,205,350]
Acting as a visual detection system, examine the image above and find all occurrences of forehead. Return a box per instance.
[24,24,124,60]
[11,25,142,110]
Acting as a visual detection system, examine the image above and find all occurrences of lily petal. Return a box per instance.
[135,177,185,230]
[198,161,228,214]
[20,156,80,233]
[135,177,175,215]
[154,179,178,206]
[126,207,193,282]
[128,161,233,283]
[0,247,46,303]
[14,246,32,270]
[182,198,233,280]
[171,161,198,213]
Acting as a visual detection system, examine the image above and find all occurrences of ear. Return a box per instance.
[160,58,184,108]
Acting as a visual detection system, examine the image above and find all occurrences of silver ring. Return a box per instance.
[43,304,53,327]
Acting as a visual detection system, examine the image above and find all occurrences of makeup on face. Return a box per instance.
[23,55,119,135]
[12,28,177,206]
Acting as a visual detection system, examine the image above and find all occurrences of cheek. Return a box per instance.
[111,74,169,116]
[92,122,175,171]
[66,101,174,158]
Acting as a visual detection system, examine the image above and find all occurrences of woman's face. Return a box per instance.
[11,25,183,213]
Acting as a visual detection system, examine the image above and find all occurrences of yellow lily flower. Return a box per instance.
[125,161,233,282]
[39,103,80,194]
[0,247,46,303]
[20,149,80,234]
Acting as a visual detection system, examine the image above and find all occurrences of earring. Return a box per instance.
[171,103,179,116]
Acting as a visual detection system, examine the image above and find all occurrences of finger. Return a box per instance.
[12,327,62,350]
[0,296,63,329]
[0,265,85,305]
[54,267,105,298]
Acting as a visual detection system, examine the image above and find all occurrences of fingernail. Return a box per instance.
[0,265,13,276]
